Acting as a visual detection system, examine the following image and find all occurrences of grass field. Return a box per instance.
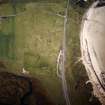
[0,1,66,104]
[0,1,94,105]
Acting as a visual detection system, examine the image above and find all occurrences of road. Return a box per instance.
[80,1,105,104]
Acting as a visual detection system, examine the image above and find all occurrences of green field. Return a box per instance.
[0,1,94,105]
[0,1,66,104]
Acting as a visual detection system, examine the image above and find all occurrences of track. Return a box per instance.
[57,0,71,105]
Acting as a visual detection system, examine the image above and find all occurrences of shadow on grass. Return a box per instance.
[0,71,55,105]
